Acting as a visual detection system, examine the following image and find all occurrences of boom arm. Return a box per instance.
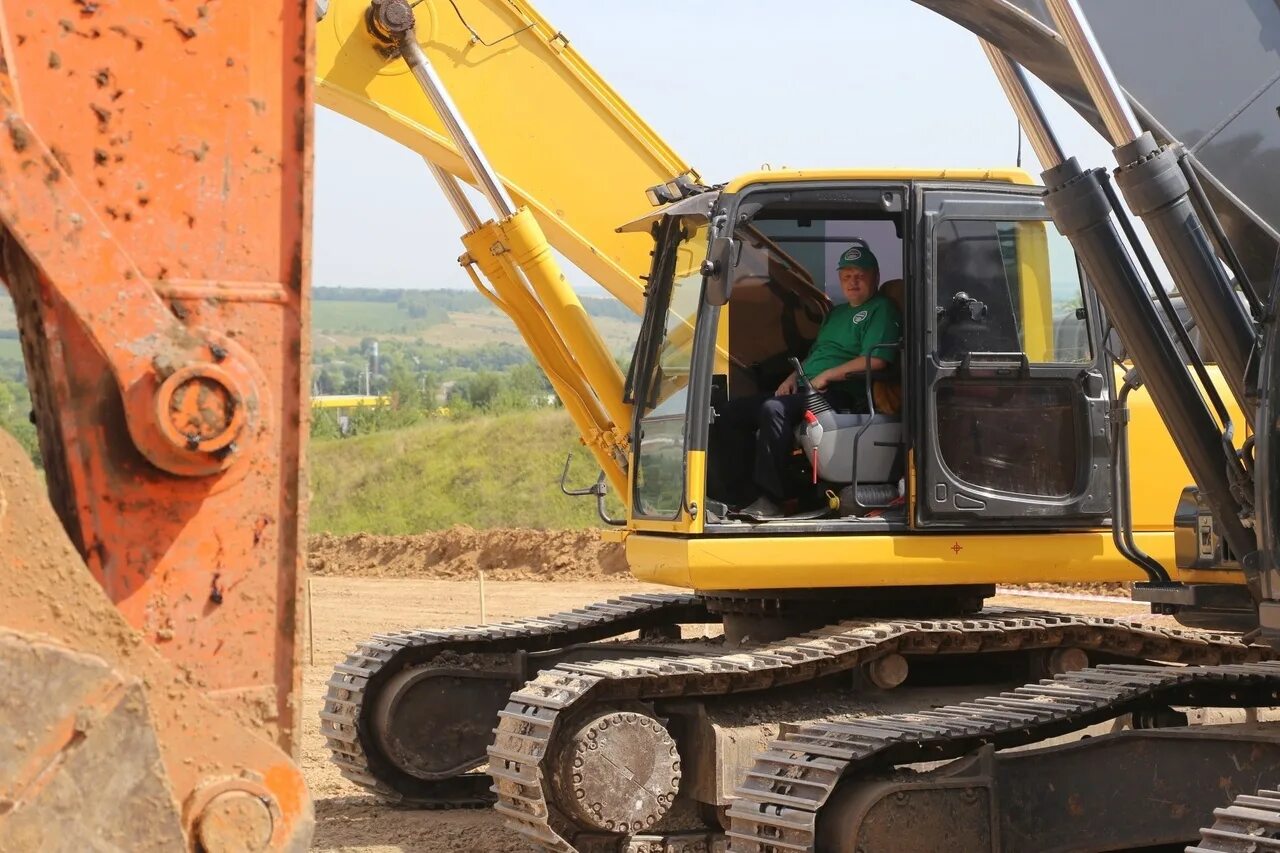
[315,0,706,496]
[315,0,697,313]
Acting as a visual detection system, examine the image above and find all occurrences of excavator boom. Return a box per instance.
[315,0,697,312]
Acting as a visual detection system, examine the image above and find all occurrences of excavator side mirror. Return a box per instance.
[703,236,737,306]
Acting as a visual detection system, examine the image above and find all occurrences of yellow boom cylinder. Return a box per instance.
[460,225,627,495]
[499,208,630,430]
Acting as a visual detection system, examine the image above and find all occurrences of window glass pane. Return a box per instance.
[937,380,1080,498]
[935,219,1091,364]
[634,219,707,518]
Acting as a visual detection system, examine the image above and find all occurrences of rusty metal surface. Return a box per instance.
[0,430,312,849]
[196,790,276,853]
[0,631,186,852]
[0,0,312,754]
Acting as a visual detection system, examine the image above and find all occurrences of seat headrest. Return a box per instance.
[878,278,904,313]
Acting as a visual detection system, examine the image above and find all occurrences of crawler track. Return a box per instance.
[1189,787,1280,852]
[486,610,1271,851]
[728,661,1280,851]
[321,592,713,804]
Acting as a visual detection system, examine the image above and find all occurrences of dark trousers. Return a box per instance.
[708,386,861,505]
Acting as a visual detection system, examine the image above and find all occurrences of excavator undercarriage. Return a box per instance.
[322,592,1280,851]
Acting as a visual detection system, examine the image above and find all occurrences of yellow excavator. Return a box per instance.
[312,1,1280,850]
[4,0,1279,849]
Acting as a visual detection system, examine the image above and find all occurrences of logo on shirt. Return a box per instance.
[852,309,869,324]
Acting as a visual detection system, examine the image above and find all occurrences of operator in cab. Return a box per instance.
[710,239,902,520]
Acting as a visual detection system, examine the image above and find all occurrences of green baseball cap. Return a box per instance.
[837,240,878,271]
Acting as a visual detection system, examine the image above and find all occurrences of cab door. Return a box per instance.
[626,211,714,533]
[915,187,1111,527]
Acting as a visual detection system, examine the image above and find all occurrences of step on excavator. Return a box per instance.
[2,0,1280,850]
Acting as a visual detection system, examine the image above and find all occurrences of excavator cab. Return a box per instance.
[628,173,1114,543]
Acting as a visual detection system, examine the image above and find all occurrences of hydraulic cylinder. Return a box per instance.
[1112,133,1257,423]
[1041,158,1257,574]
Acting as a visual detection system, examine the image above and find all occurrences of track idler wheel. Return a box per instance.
[371,663,518,781]
[550,709,682,835]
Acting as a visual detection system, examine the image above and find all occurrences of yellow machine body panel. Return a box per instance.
[625,361,1246,591]
[627,529,1156,590]
[1014,220,1055,362]
[1126,363,1245,534]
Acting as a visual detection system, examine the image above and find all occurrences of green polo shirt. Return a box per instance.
[802,293,901,393]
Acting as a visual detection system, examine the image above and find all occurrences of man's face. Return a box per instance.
[839,267,878,306]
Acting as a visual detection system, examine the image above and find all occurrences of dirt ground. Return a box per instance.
[302,553,1172,852]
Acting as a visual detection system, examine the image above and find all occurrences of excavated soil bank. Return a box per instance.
[306,529,1138,598]
[306,526,630,582]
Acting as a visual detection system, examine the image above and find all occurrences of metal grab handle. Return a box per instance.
[559,453,625,526]
[958,351,1030,377]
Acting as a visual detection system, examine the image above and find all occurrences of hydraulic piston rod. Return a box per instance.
[370,1,516,217]
[1111,134,1258,424]
[979,43,1064,170]
[1044,0,1258,423]
[1043,0,1142,148]
[366,0,631,435]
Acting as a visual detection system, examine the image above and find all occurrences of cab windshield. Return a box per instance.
[631,215,710,518]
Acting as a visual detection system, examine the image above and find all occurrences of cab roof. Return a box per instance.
[722,167,1036,193]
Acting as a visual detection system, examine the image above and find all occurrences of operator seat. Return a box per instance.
[795,278,904,493]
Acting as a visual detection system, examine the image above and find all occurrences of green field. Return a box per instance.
[308,408,621,534]
[311,288,640,355]
[312,299,447,335]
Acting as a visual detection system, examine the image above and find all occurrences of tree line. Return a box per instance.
[313,286,636,322]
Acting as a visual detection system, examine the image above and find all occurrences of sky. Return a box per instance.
[312,1,1127,293]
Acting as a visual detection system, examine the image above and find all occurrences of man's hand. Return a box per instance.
[775,373,798,396]
[810,369,832,391]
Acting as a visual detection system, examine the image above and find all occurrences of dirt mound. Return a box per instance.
[306,526,630,581]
